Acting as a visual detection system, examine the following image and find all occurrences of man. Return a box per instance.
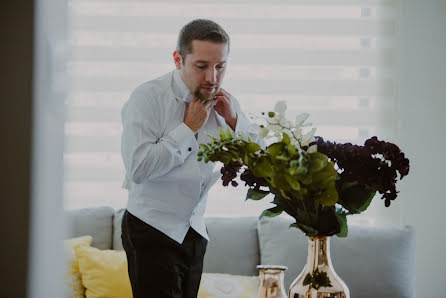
[120,19,258,298]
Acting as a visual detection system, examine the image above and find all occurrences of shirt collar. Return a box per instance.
[172,69,194,103]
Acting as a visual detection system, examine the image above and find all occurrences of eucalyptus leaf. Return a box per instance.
[251,157,274,178]
[246,188,270,201]
[218,127,226,139]
[290,223,318,236]
[337,180,377,214]
[242,153,249,165]
[314,207,340,236]
[246,142,261,153]
[267,143,284,158]
[259,206,283,219]
[282,132,290,144]
[225,127,233,139]
[309,152,328,172]
[314,182,338,206]
[285,174,301,191]
[220,153,231,165]
[199,144,210,150]
[296,165,308,175]
[287,143,296,155]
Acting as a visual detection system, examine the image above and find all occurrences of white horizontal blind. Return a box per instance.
[65,0,400,224]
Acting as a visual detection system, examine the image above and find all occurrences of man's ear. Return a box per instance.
[173,50,183,70]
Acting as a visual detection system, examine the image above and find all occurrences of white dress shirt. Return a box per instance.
[121,69,259,244]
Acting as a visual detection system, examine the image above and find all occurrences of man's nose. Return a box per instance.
[205,68,217,83]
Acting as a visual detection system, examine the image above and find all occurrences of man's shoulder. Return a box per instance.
[132,71,174,97]
[126,71,175,108]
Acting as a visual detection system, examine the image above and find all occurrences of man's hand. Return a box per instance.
[214,88,238,130]
[184,97,214,133]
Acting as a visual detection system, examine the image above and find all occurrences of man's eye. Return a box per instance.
[217,65,225,70]
[197,65,207,69]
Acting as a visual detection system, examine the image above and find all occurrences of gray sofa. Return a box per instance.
[66,206,416,297]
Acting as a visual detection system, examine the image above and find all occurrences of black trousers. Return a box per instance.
[121,210,207,298]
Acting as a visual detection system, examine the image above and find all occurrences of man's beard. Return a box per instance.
[194,84,218,102]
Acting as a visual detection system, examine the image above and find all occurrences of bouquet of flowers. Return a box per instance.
[198,101,410,237]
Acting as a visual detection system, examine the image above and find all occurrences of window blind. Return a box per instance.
[65,0,400,224]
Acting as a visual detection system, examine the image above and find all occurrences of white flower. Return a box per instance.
[260,101,317,149]
[295,113,310,127]
[258,126,270,139]
[292,127,302,139]
[268,123,280,133]
[274,101,287,115]
[282,128,292,137]
[290,138,299,147]
[307,144,318,153]
[279,118,291,128]
[301,128,316,147]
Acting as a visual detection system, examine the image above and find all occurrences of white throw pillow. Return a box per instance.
[198,273,259,298]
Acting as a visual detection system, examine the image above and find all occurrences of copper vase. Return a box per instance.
[288,236,350,298]
[256,265,288,298]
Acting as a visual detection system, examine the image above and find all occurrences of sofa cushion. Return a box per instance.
[74,245,132,298]
[258,216,415,298]
[203,217,260,276]
[64,235,92,298]
[66,206,114,249]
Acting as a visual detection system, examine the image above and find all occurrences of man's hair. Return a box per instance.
[177,19,230,62]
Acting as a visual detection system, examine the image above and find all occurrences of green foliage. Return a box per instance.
[251,156,275,178]
[336,212,348,237]
[291,223,318,236]
[259,206,283,218]
[336,179,377,215]
[197,126,376,238]
[246,188,270,201]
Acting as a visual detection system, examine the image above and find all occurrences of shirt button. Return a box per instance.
[188,147,192,151]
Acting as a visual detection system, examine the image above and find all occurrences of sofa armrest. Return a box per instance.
[65,206,114,250]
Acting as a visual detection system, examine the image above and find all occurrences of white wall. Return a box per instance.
[28,0,68,296]
[397,0,446,296]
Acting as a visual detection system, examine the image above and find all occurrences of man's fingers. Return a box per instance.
[220,88,230,96]
[204,100,214,110]
[214,95,229,104]
[214,89,224,97]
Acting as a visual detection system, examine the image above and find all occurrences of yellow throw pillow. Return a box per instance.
[198,273,259,298]
[64,235,93,298]
[74,245,132,298]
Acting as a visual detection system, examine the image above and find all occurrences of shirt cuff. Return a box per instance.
[168,122,199,159]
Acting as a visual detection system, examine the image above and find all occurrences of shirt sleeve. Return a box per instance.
[121,90,198,184]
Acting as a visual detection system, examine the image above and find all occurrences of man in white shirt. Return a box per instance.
[120,19,259,298]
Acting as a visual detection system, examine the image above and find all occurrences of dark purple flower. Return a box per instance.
[313,136,410,207]
[240,168,268,190]
[221,161,242,187]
